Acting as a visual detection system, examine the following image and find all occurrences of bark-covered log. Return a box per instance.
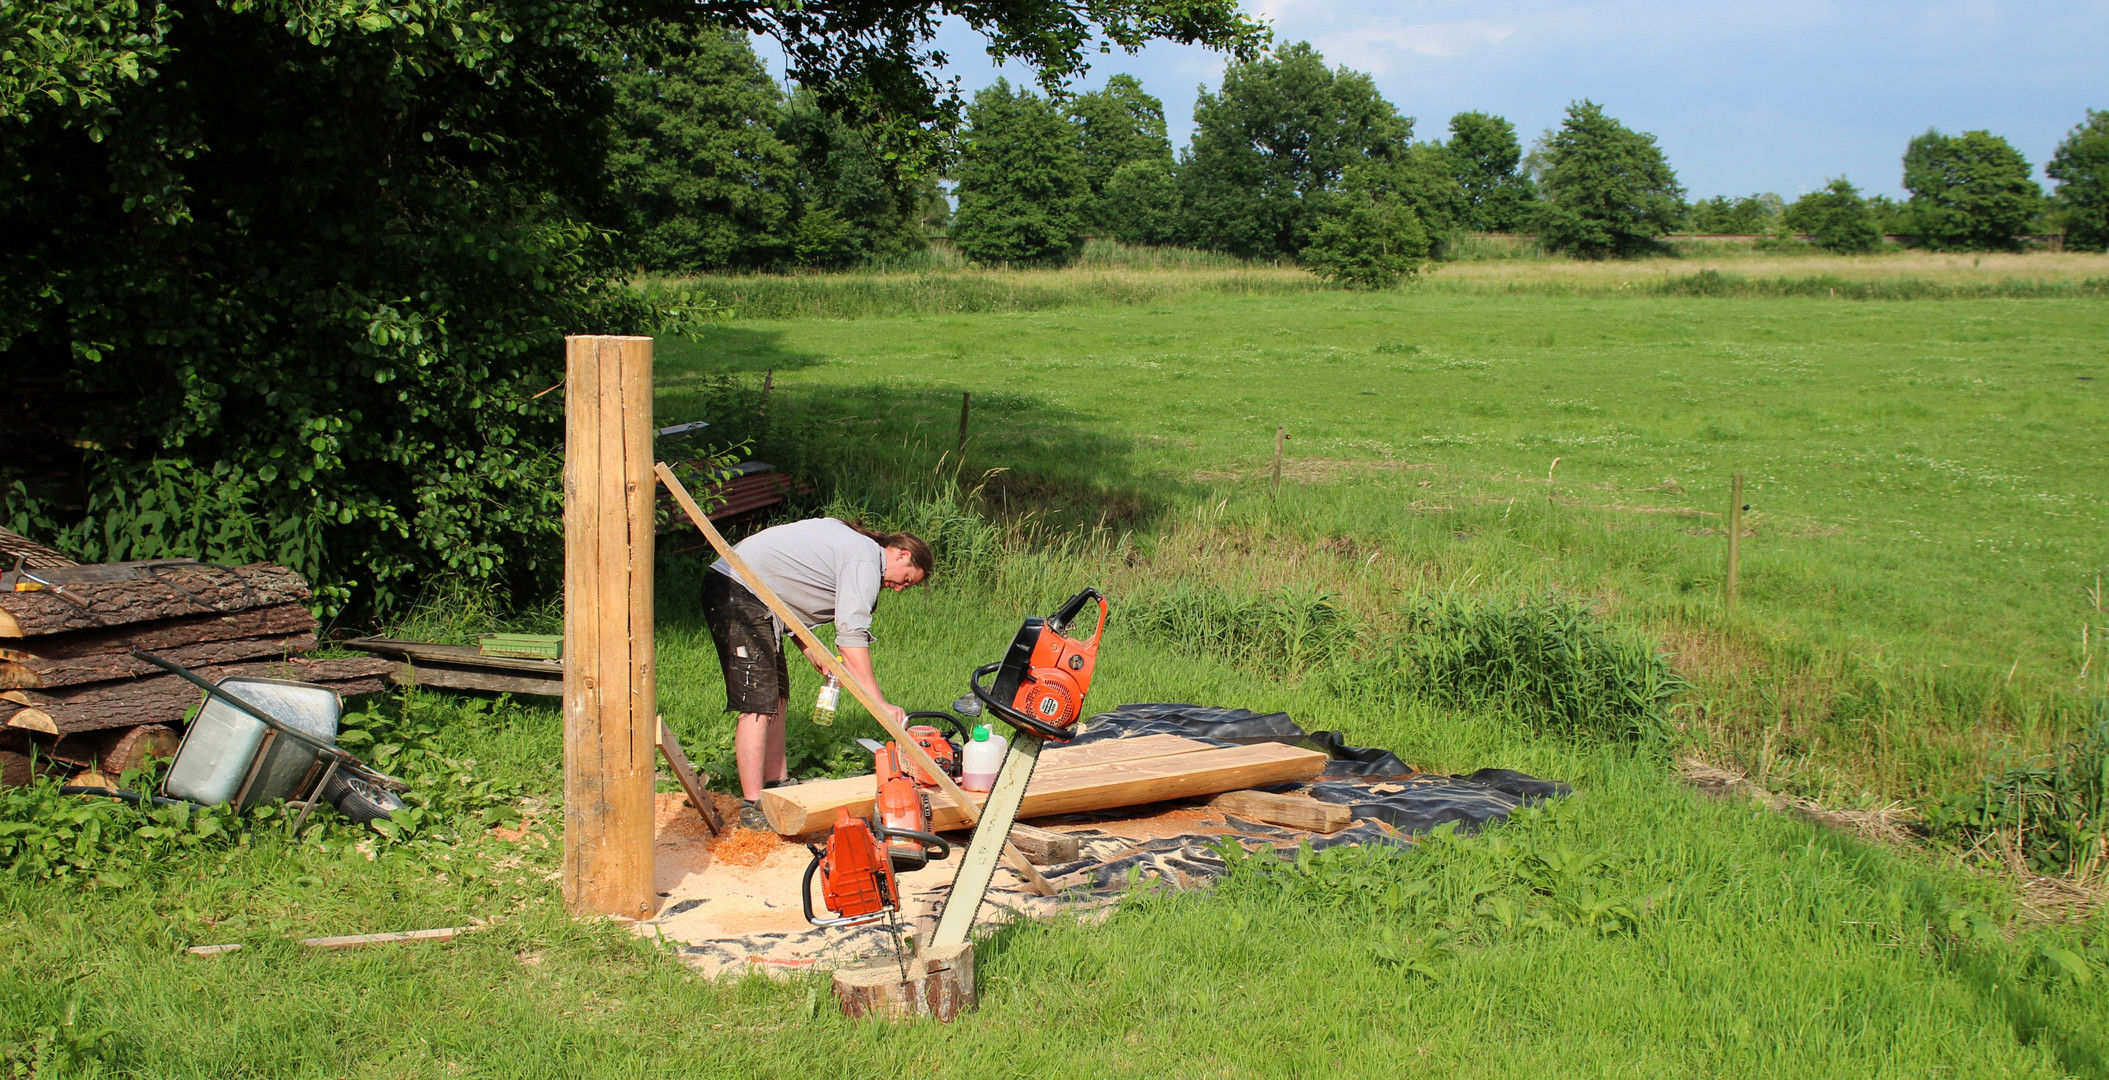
[0,563,312,638]
[0,656,398,735]
[0,603,317,660]
[0,527,77,570]
[0,633,319,689]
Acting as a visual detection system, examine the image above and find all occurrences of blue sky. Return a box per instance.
[760,1,2109,201]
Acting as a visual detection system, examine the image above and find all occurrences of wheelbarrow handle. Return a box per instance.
[129,649,410,793]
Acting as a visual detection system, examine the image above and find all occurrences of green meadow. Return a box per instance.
[6,253,2108,1077]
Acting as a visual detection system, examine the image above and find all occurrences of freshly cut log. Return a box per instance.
[1208,789,1352,833]
[761,740,1328,835]
[0,563,311,638]
[833,942,975,1022]
[762,734,1211,834]
[0,603,316,660]
[1,656,398,735]
[0,632,319,689]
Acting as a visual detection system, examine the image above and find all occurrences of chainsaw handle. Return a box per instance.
[903,711,969,743]
[878,824,952,863]
[1049,588,1108,647]
[971,661,1075,743]
[800,845,888,929]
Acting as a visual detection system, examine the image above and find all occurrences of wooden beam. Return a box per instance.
[1005,823,1081,864]
[759,734,1213,834]
[657,463,1054,897]
[345,638,563,675]
[764,742,1328,834]
[390,663,562,697]
[1207,789,1352,833]
[562,334,658,920]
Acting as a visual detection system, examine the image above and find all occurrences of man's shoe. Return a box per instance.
[737,800,772,832]
[763,776,812,790]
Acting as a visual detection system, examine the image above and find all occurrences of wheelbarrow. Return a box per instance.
[59,650,410,832]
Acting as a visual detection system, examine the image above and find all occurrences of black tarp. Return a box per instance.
[1070,703,1571,838]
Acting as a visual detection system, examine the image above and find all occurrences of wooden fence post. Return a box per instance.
[1725,472,1743,613]
[957,391,972,457]
[1270,426,1286,498]
[563,335,657,919]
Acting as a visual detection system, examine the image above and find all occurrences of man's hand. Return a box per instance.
[799,640,831,676]
[882,703,909,727]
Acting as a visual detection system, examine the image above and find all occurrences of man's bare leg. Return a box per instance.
[766,695,788,784]
[735,711,775,801]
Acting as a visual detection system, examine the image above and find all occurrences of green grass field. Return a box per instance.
[6,253,2107,1077]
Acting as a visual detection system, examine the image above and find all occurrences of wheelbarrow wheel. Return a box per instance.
[324,770,406,825]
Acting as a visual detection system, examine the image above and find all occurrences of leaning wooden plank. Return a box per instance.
[0,632,319,689]
[3,656,399,734]
[759,734,1216,834]
[0,563,311,638]
[345,637,564,676]
[763,743,1328,835]
[0,604,316,660]
[656,716,722,836]
[1207,789,1352,833]
[390,662,562,697]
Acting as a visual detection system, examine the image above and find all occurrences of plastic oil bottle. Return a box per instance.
[961,723,1007,792]
[812,672,842,727]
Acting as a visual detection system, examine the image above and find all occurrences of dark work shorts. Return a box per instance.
[702,570,790,714]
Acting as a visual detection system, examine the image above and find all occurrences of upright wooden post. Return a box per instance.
[563,335,657,919]
[956,391,972,457]
[1725,472,1743,613]
[1270,426,1287,498]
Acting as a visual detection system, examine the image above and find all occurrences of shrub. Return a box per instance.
[1345,592,1687,742]
[1927,709,2109,879]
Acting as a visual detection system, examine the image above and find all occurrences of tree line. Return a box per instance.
[621,35,2109,288]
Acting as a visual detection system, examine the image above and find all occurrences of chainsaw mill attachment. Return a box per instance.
[970,588,1108,742]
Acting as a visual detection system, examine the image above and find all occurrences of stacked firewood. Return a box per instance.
[0,531,395,783]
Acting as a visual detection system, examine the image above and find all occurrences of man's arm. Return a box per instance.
[839,646,907,726]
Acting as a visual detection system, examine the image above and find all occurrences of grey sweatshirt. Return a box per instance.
[710,518,885,647]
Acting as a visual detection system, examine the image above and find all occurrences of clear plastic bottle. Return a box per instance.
[813,673,841,727]
[961,723,1007,792]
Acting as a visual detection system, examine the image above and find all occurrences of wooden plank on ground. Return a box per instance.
[1208,789,1352,833]
[0,632,318,689]
[0,563,311,638]
[759,734,1215,834]
[762,742,1327,835]
[346,637,564,676]
[1006,823,1081,864]
[390,662,562,697]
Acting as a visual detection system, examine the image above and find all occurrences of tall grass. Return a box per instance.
[639,263,1320,321]
[1929,709,2109,880]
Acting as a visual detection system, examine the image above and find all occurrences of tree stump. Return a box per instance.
[832,942,976,1022]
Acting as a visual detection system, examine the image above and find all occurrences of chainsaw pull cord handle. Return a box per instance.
[971,661,1072,743]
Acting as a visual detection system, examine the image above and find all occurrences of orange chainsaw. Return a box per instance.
[970,588,1107,742]
[800,734,954,930]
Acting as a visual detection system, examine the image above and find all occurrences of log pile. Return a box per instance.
[0,559,395,753]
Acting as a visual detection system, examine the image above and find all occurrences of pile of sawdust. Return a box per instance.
[712,827,787,868]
